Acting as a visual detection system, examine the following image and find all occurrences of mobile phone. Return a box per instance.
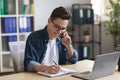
[59,30,66,39]
[59,32,64,39]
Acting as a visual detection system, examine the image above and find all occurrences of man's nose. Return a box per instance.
[57,29,62,33]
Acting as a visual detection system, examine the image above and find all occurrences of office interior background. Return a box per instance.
[0,0,119,74]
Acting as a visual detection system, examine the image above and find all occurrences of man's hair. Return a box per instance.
[50,6,72,21]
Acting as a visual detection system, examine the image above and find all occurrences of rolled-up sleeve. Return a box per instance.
[27,61,40,71]
[67,49,78,64]
[24,34,42,72]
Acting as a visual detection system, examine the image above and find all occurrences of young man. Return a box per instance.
[24,6,78,74]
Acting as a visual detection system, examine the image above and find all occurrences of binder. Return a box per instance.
[87,9,94,24]
[27,17,31,32]
[12,17,16,33]
[72,8,94,24]
[19,17,24,32]
[4,0,8,14]
[4,18,9,33]
[79,45,90,60]
[72,8,81,24]
[23,17,27,32]
[0,0,4,14]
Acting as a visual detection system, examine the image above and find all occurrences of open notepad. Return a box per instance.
[37,67,77,78]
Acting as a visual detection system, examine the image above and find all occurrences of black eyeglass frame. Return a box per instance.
[52,21,66,31]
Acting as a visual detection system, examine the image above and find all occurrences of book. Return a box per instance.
[37,67,76,78]
[4,0,8,14]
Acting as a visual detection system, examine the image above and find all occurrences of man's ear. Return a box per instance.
[48,18,51,24]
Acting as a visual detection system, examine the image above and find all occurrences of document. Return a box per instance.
[37,67,77,78]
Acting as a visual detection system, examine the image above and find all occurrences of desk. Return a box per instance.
[0,60,119,80]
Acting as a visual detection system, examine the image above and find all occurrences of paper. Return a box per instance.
[37,67,77,78]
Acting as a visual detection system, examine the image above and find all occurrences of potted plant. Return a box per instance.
[83,27,90,43]
[67,24,74,37]
[104,0,120,49]
[104,0,120,72]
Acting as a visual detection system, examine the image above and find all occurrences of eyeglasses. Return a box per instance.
[52,21,66,31]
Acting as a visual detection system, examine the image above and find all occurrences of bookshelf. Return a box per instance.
[72,4,101,60]
[0,0,34,72]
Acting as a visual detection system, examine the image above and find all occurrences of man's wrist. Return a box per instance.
[66,45,74,57]
[66,45,73,49]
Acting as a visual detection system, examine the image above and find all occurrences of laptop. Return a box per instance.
[72,52,120,80]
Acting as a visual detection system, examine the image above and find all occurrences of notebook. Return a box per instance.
[72,52,120,80]
[38,67,77,78]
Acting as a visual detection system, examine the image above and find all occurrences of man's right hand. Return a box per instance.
[46,65,61,74]
[35,64,61,74]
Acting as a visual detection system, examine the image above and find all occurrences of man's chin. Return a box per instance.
[54,34,59,38]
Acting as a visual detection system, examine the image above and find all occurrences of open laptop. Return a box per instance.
[72,52,120,80]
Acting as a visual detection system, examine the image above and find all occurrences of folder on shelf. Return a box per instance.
[19,17,26,32]
[27,17,31,32]
[19,17,31,33]
[0,0,5,14]
[23,17,27,32]
[4,17,16,33]
[72,8,81,24]
[79,9,84,24]
[19,17,23,32]
[82,9,87,24]
[87,9,94,24]
[79,45,90,60]
[4,0,8,14]
[72,8,94,24]
[4,18,9,33]
[11,17,16,33]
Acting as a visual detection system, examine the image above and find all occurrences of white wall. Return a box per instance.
[34,0,114,55]
[34,0,91,30]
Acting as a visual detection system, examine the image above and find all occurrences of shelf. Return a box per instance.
[2,51,10,55]
[72,4,102,60]
[1,33,17,36]
[73,41,101,44]
[18,14,34,17]
[0,0,34,72]
[19,32,31,35]
[0,15,17,17]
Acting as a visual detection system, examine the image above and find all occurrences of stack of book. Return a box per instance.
[22,0,34,14]
[0,0,8,14]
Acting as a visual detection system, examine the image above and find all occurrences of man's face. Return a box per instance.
[48,18,68,39]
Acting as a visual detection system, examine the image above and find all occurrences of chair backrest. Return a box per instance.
[9,41,26,73]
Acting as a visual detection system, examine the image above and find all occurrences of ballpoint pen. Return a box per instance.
[53,60,58,65]
[53,60,66,73]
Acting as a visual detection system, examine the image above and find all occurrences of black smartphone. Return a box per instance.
[59,30,67,39]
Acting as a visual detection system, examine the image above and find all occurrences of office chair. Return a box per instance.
[9,41,26,73]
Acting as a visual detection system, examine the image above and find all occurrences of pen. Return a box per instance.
[53,60,58,65]
[53,60,66,73]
